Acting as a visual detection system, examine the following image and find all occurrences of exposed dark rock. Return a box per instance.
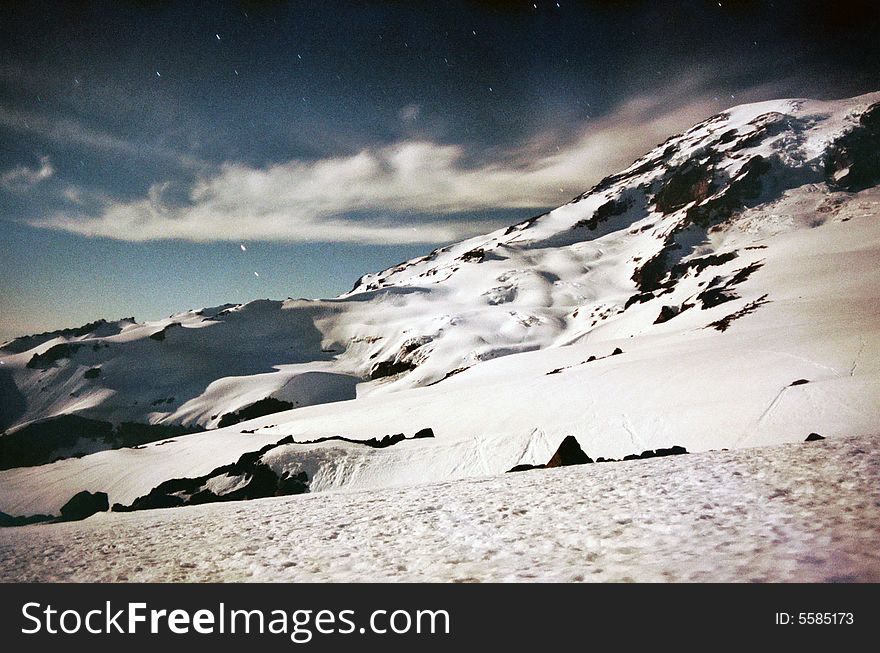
[125,459,302,510]
[503,213,543,235]
[59,490,109,521]
[826,102,880,191]
[725,112,789,152]
[293,428,435,449]
[805,432,825,442]
[696,261,764,311]
[118,428,434,512]
[544,349,623,375]
[686,155,772,228]
[459,248,485,263]
[589,138,681,196]
[348,274,370,293]
[706,294,770,332]
[0,415,114,470]
[631,155,770,300]
[148,322,180,342]
[654,445,688,457]
[631,243,676,293]
[277,470,310,495]
[115,422,201,448]
[0,415,203,470]
[697,286,739,310]
[217,397,295,429]
[654,305,681,324]
[369,359,417,380]
[790,379,810,386]
[369,338,430,380]
[654,158,716,214]
[669,251,738,279]
[425,366,470,386]
[622,445,688,461]
[509,440,689,472]
[717,128,739,144]
[83,367,101,379]
[546,435,593,468]
[572,196,632,230]
[26,343,82,369]
[0,511,55,527]
[122,493,185,511]
[1,319,125,354]
[507,463,543,473]
[630,233,710,296]
[624,291,655,308]
[655,302,695,325]
[0,368,26,432]
[728,260,764,285]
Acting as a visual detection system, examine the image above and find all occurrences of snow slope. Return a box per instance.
[1,92,879,515]
[1,435,877,582]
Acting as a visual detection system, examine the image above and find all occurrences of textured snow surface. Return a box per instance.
[1,434,878,583]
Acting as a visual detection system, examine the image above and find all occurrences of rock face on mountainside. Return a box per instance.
[59,490,109,521]
[1,92,880,516]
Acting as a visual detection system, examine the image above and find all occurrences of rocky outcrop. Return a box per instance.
[509,439,688,472]
[508,435,593,472]
[59,491,109,521]
[217,397,295,428]
[546,436,593,468]
[686,155,772,228]
[620,446,688,461]
[573,196,632,231]
[1,318,126,354]
[369,359,417,380]
[369,337,431,380]
[0,415,202,470]
[148,322,181,341]
[826,102,880,191]
[115,428,435,513]
[26,342,82,369]
[654,157,716,214]
[706,294,770,332]
[0,511,54,527]
[0,415,114,470]
[119,452,307,513]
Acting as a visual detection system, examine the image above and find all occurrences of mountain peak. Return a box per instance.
[2,92,880,514]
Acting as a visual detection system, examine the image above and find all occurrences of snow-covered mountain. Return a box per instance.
[2,91,879,516]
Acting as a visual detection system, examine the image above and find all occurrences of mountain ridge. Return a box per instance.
[1,91,879,513]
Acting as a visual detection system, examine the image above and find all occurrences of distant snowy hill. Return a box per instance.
[2,91,879,516]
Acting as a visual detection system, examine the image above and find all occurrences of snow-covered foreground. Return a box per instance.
[1,434,878,583]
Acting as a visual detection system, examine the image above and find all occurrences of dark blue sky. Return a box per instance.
[1,0,878,339]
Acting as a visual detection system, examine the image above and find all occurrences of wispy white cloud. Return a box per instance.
[0,156,54,192]
[26,87,742,244]
[0,105,205,170]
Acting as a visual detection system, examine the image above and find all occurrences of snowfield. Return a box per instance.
[1,435,877,582]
